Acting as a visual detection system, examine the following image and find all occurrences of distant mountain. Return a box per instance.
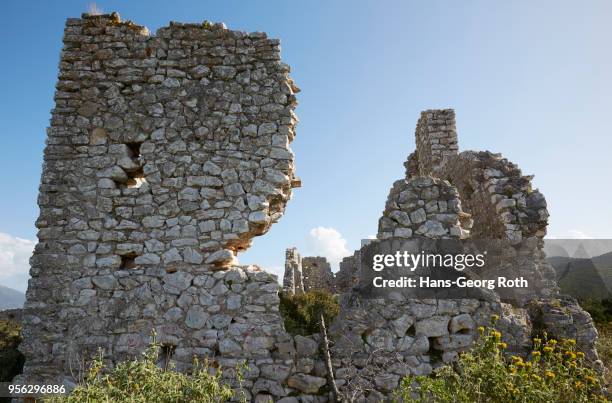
[547,250,612,301]
[0,285,25,310]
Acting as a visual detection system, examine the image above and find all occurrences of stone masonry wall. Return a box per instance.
[302,257,335,293]
[282,252,336,295]
[20,13,304,398]
[377,176,471,240]
[282,247,304,295]
[335,253,359,294]
[414,109,458,176]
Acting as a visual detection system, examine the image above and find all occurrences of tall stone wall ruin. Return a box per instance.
[20,13,306,399]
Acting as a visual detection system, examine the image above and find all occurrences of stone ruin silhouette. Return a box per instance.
[19,12,600,402]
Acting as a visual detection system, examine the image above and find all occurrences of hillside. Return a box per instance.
[0,286,25,310]
[547,252,612,301]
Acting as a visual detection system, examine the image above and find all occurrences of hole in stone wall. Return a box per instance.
[126,168,147,189]
[406,325,416,337]
[428,337,443,364]
[120,256,136,269]
[126,142,142,159]
[157,344,175,370]
[122,142,147,189]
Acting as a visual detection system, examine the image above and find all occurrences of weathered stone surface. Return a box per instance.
[20,12,302,400]
[415,316,450,337]
[392,313,414,337]
[287,374,326,393]
[449,313,475,333]
[282,251,335,295]
[374,373,400,392]
[295,335,318,357]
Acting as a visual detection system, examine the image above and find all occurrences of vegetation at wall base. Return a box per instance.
[0,319,24,382]
[46,339,234,403]
[577,297,612,391]
[395,316,607,403]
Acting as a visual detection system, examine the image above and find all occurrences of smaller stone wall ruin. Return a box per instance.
[334,253,359,294]
[282,247,304,295]
[282,251,336,295]
[302,257,335,293]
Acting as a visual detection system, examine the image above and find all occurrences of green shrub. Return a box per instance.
[279,291,339,336]
[395,316,607,403]
[46,338,234,403]
[594,321,612,392]
[0,319,25,382]
[580,298,612,323]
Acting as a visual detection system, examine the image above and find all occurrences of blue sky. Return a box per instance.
[1,0,611,291]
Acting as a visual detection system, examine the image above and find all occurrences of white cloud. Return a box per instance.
[306,226,351,268]
[87,3,103,15]
[0,232,35,292]
[546,229,591,239]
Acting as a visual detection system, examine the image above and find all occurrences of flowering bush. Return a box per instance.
[396,316,607,402]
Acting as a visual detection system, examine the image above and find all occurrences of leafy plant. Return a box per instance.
[0,319,24,382]
[395,316,607,403]
[580,298,612,323]
[46,336,234,403]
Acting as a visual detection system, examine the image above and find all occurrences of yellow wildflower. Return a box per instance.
[497,342,507,350]
[564,351,576,360]
[564,339,576,346]
[544,371,555,379]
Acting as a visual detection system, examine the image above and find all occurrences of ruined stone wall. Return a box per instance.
[377,176,471,240]
[441,151,549,243]
[282,252,336,295]
[20,13,306,399]
[336,108,599,400]
[282,247,304,295]
[302,257,335,293]
[414,109,458,176]
[334,253,359,294]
